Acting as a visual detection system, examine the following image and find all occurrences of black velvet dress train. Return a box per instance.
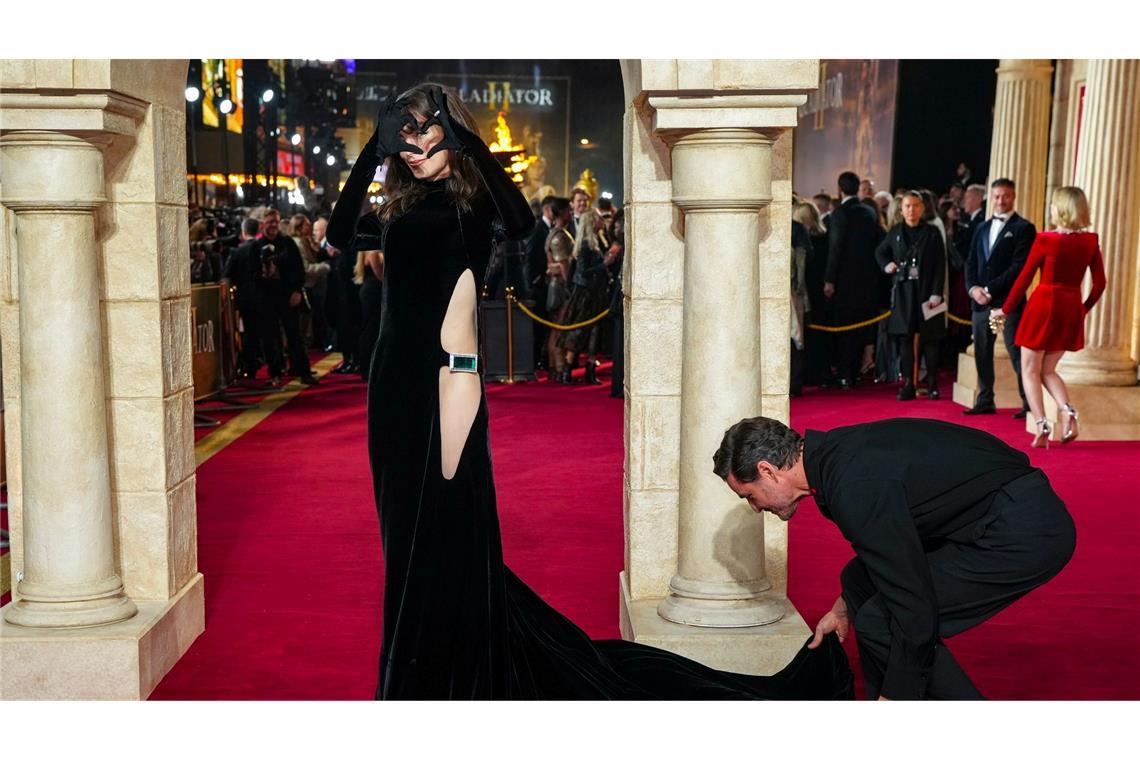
[328,108,853,700]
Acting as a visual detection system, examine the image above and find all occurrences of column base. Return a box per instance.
[621,571,810,676]
[0,573,204,700]
[953,348,1024,409]
[3,588,137,629]
[1025,384,1140,441]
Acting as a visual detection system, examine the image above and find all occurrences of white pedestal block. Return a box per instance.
[953,348,1024,409]
[619,571,809,676]
[0,573,203,700]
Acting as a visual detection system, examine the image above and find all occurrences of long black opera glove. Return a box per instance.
[326,96,420,251]
[421,85,534,241]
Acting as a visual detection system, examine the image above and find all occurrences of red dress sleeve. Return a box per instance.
[1084,236,1107,314]
[1002,235,1046,313]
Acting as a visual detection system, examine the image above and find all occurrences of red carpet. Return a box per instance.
[151,368,1140,700]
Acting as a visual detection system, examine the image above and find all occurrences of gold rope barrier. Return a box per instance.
[808,309,972,332]
[808,311,892,333]
[513,297,611,331]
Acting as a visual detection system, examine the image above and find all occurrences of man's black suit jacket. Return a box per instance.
[964,212,1036,313]
[802,418,1036,699]
[524,217,552,295]
[825,196,885,311]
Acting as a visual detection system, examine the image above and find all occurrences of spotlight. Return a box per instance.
[580,138,589,145]
[219,98,234,115]
[326,155,336,166]
[312,145,321,155]
[185,86,201,103]
[290,133,302,146]
[261,88,275,103]
[601,191,613,200]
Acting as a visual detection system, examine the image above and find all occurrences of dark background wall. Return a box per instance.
[891,60,999,193]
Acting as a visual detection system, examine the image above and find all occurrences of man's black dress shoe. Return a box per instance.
[963,405,996,415]
[897,384,916,401]
[837,378,854,390]
[928,387,941,400]
[299,374,320,386]
[1012,408,1029,419]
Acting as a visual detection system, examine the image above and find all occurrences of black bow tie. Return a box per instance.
[993,214,1008,222]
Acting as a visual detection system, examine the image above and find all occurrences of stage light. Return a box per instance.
[219,98,234,115]
[580,138,589,145]
[290,133,302,146]
[262,88,275,103]
[601,191,613,200]
[312,145,321,155]
[326,155,336,166]
[185,86,201,103]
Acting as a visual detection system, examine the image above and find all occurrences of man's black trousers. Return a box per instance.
[256,290,310,379]
[971,307,1027,410]
[840,469,1075,699]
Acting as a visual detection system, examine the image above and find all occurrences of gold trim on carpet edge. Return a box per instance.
[195,354,344,467]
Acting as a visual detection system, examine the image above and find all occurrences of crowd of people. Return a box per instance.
[187,183,626,395]
[791,168,1106,448]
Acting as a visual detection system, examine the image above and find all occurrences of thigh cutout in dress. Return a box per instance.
[438,269,480,480]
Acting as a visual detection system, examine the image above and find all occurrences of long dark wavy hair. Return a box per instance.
[379,83,484,223]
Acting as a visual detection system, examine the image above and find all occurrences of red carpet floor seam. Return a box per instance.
[150,368,1140,700]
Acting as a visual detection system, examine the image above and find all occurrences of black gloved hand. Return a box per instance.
[419,85,467,159]
[372,94,424,160]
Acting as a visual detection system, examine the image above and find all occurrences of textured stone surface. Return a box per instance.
[116,491,170,600]
[163,388,194,490]
[108,398,165,492]
[161,297,193,396]
[104,300,163,398]
[627,298,683,397]
[168,475,198,592]
[158,204,191,299]
[625,202,684,300]
[625,490,679,600]
[99,203,160,301]
[640,396,682,491]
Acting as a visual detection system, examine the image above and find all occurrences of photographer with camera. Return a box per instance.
[252,208,318,387]
[875,190,946,401]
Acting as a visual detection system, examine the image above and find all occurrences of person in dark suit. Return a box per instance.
[714,416,1075,700]
[525,196,556,370]
[963,178,1036,416]
[875,191,946,400]
[251,209,317,387]
[223,217,265,378]
[824,171,886,388]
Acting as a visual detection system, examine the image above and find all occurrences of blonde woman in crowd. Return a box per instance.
[556,208,610,384]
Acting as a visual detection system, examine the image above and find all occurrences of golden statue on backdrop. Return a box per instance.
[573,168,598,202]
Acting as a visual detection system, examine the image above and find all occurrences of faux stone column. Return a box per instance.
[989,60,1054,228]
[1060,59,1140,387]
[656,129,783,628]
[0,133,137,628]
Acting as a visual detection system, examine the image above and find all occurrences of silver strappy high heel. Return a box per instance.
[1032,417,1052,449]
[1062,404,1079,444]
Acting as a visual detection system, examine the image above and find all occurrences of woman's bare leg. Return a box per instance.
[1021,347,1046,424]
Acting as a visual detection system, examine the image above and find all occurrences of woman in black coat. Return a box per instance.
[875,191,946,401]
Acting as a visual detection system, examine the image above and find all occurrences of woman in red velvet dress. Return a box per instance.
[994,186,1106,448]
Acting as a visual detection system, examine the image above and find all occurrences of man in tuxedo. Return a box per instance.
[824,171,885,388]
[569,187,591,238]
[963,178,1035,416]
[812,193,833,229]
[714,416,1075,700]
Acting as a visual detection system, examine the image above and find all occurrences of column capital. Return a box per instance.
[995,59,1055,82]
[0,131,112,211]
[0,90,148,137]
[668,128,778,212]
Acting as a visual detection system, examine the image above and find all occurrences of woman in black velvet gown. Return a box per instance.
[327,83,852,700]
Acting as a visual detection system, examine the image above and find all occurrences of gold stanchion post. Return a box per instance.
[501,286,518,385]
